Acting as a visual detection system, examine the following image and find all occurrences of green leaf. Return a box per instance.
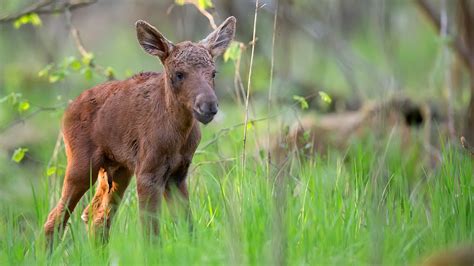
[46,166,57,176]
[125,69,134,77]
[223,41,241,62]
[67,56,82,71]
[18,101,30,113]
[48,71,65,83]
[48,74,60,83]
[293,95,309,110]
[105,66,115,78]
[11,148,28,163]
[13,13,42,29]
[303,131,311,142]
[319,91,332,104]
[70,60,82,71]
[29,13,42,26]
[0,92,22,105]
[198,0,213,9]
[175,0,185,5]
[246,121,253,131]
[38,64,53,77]
[81,53,94,66]
[82,67,93,80]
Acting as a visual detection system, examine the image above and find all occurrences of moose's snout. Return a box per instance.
[198,101,218,115]
[194,94,218,125]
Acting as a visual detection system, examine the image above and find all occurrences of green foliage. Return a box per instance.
[68,58,82,71]
[37,64,53,78]
[105,66,115,77]
[11,148,28,163]
[46,166,57,176]
[1,3,472,265]
[0,92,22,105]
[223,41,241,62]
[0,93,30,114]
[198,0,213,9]
[0,138,472,264]
[292,95,309,110]
[318,91,332,104]
[81,67,93,80]
[38,54,95,83]
[17,100,30,113]
[175,0,213,9]
[13,13,42,29]
[81,52,94,66]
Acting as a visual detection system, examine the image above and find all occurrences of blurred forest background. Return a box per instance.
[0,0,473,265]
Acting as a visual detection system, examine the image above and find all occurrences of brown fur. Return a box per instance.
[270,97,446,164]
[44,17,236,243]
[422,246,474,266]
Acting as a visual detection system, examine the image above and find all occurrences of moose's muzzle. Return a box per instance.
[193,94,218,125]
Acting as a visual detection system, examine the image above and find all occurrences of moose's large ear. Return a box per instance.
[200,16,236,58]
[136,20,174,61]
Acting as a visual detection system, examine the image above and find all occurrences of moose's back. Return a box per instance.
[62,72,163,167]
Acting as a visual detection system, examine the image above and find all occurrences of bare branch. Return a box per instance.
[414,0,474,71]
[64,8,88,58]
[64,7,115,80]
[242,0,260,170]
[175,0,217,29]
[195,5,217,30]
[267,0,278,177]
[0,105,64,134]
[0,0,113,80]
[0,0,97,23]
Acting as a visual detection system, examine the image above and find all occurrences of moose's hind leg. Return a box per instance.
[43,153,101,246]
[82,166,132,241]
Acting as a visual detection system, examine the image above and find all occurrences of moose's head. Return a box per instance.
[136,17,236,124]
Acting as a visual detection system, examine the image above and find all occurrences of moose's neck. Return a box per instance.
[161,71,195,136]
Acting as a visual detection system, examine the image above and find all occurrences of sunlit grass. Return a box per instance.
[0,122,472,265]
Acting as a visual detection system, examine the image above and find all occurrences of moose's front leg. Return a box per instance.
[164,159,193,230]
[136,164,170,236]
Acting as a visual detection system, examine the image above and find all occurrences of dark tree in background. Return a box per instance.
[457,1,474,144]
[416,0,474,143]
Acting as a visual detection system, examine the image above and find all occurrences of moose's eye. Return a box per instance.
[175,71,185,81]
[212,71,217,79]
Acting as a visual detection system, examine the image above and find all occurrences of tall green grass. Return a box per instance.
[0,123,472,265]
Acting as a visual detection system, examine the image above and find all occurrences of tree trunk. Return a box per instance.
[464,73,474,143]
[459,0,474,143]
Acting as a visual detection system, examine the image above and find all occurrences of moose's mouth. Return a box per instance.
[193,109,215,125]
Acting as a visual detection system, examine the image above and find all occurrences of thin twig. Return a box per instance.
[64,7,115,80]
[176,0,217,30]
[242,0,259,170]
[414,0,474,70]
[439,0,456,139]
[0,0,97,23]
[0,105,63,134]
[196,6,217,30]
[233,44,246,106]
[267,0,278,178]
[199,116,271,151]
[64,8,88,58]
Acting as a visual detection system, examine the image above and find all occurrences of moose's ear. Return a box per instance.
[200,16,236,58]
[136,20,174,61]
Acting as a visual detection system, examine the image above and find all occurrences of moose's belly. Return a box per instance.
[166,152,192,183]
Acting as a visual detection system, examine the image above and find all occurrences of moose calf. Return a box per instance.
[44,17,236,243]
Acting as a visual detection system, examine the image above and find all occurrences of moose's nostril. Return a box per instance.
[208,103,218,115]
[198,102,218,116]
[209,108,218,115]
